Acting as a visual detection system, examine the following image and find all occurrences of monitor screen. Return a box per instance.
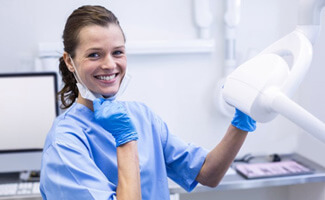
[0,73,58,152]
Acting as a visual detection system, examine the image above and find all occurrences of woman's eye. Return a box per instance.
[88,53,100,58]
[113,50,124,56]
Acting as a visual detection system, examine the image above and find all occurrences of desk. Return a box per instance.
[1,154,325,200]
[169,153,325,194]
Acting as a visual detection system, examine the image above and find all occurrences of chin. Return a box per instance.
[102,92,118,98]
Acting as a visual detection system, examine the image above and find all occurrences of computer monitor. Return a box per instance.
[0,72,58,172]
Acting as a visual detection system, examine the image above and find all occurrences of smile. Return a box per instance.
[95,74,117,81]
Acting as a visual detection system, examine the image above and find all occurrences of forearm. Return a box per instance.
[196,125,248,187]
[116,141,141,200]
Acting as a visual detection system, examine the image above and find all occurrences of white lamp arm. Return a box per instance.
[271,91,325,142]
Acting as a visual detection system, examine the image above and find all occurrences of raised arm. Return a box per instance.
[93,99,141,200]
[196,109,255,187]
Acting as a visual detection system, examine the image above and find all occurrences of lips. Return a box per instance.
[92,73,121,97]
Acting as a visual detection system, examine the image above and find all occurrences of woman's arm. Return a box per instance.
[196,125,247,187]
[93,99,141,199]
[196,109,255,187]
[116,141,141,200]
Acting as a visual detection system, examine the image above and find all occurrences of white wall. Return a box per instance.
[295,10,325,166]
[1,0,325,199]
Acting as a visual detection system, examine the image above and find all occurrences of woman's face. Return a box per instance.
[70,24,126,98]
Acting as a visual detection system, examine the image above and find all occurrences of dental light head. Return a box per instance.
[222,0,325,143]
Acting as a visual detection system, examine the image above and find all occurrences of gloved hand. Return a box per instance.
[231,108,256,132]
[93,98,138,147]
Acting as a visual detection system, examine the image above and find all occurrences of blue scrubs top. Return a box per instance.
[40,101,208,200]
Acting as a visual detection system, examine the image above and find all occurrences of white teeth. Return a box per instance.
[97,74,116,81]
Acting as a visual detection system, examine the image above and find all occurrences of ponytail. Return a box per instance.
[57,56,78,109]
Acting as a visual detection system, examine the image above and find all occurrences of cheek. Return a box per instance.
[119,59,127,72]
[79,65,95,83]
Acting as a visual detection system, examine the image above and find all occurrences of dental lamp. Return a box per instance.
[222,0,325,142]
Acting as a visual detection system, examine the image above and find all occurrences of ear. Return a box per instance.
[63,52,75,73]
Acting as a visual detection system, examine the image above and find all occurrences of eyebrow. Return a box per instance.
[85,47,102,52]
[114,45,126,49]
[85,45,125,52]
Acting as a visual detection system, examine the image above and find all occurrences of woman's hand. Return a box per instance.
[231,108,256,132]
[93,98,138,147]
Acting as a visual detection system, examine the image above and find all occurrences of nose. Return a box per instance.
[101,54,116,69]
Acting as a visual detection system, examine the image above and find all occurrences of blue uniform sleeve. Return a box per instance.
[158,118,208,192]
[40,139,116,200]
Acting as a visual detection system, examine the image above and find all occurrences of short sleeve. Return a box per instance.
[40,140,116,200]
[159,118,208,192]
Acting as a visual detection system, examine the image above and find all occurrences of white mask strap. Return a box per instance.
[68,55,101,101]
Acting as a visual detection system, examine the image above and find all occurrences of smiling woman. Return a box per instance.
[40,5,256,200]
[57,6,126,109]
[65,24,127,102]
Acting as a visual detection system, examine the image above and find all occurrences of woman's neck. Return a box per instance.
[77,94,94,111]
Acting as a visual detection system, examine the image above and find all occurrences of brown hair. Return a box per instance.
[58,5,125,109]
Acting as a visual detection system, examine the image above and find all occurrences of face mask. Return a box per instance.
[69,55,131,102]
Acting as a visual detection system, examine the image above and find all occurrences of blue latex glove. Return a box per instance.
[93,98,138,147]
[231,108,256,132]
